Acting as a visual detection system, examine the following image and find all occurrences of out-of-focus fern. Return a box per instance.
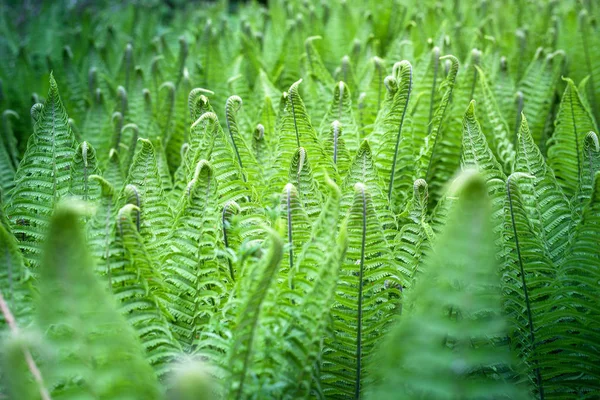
[35,202,161,398]
[368,172,529,400]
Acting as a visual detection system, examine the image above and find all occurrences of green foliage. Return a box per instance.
[1,0,599,399]
[368,172,528,400]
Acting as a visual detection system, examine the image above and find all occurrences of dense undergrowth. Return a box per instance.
[0,0,599,399]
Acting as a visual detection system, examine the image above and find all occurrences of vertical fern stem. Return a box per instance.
[513,91,524,147]
[88,67,97,97]
[355,183,367,399]
[338,81,345,120]
[222,201,235,282]
[176,36,189,85]
[375,57,384,111]
[427,47,440,136]
[290,87,301,147]
[388,63,413,203]
[0,292,52,400]
[569,87,583,182]
[586,132,599,182]
[159,82,176,144]
[225,97,246,182]
[358,93,366,134]
[286,184,294,290]
[332,120,341,165]
[81,142,89,201]
[468,49,481,101]
[104,198,113,291]
[506,174,545,399]
[124,43,133,90]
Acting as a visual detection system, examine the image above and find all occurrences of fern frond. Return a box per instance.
[535,172,600,397]
[36,201,162,398]
[322,182,402,398]
[393,179,433,287]
[227,229,283,399]
[273,80,336,191]
[122,137,173,255]
[547,78,598,199]
[162,160,229,351]
[320,81,360,154]
[514,113,572,262]
[69,141,101,202]
[504,172,555,397]
[368,172,529,400]
[280,183,311,289]
[7,73,76,266]
[0,223,32,329]
[113,203,182,375]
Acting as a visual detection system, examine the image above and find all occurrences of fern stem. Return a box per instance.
[513,91,524,148]
[569,87,583,184]
[222,202,235,281]
[291,92,301,148]
[286,184,294,289]
[506,175,545,399]
[355,183,367,399]
[225,96,246,182]
[468,49,480,102]
[333,120,340,165]
[426,47,440,136]
[388,63,412,203]
[0,291,52,400]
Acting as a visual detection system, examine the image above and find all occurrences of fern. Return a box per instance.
[2,2,600,399]
[368,172,529,400]
[322,183,402,398]
[547,78,597,199]
[162,160,229,351]
[36,202,162,398]
[7,74,76,266]
[227,229,283,399]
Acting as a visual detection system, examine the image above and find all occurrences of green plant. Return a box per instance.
[1,0,599,399]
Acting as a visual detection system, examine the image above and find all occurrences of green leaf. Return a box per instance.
[0,223,32,329]
[122,138,173,255]
[113,203,181,375]
[368,172,529,400]
[547,78,598,199]
[7,73,76,266]
[69,141,101,202]
[37,201,161,398]
[322,183,401,398]
[162,160,229,351]
[320,81,360,154]
[273,80,336,191]
[514,113,572,262]
[227,229,283,399]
